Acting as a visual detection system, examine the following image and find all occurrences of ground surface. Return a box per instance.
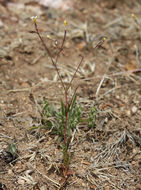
[0,0,141,189]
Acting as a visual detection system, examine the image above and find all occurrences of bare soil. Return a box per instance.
[0,0,141,189]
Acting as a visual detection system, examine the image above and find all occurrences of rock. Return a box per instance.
[131,106,137,114]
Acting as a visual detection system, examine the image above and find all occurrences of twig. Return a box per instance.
[55,30,67,64]
[95,75,105,99]
[7,88,30,93]
[67,56,84,91]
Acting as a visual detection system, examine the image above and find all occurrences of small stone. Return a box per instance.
[82,183,85,187]
[133,148,138,154]
[131,106,137,114]
[131,161,136,167]
[18,177,25,185]
[105,117,108,123]
[8,169,13,175]
[116,95,120,99]
[126,110,131,116]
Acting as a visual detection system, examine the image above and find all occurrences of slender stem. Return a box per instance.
[67,56,84,91]
[34,22,66,94]
[55,30,67,64]
[68,85,79,110]
[64,111,68,145]
[65,90,68,107]
[64,85,79,145]
[93,38,105,50]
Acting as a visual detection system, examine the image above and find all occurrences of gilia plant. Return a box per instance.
[30,16,105,188]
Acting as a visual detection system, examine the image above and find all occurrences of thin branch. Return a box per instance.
[55,30,67,64]
[67,56,84,91]
[33,22,66,93]
[68,85,79,110]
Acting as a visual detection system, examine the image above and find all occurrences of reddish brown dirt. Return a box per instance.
[0,0,141,189]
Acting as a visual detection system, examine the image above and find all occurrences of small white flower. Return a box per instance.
[31,16,37,24]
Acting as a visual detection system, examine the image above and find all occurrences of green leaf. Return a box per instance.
[60,99,65,115]
[69,94,77,114]
[8,143,17,156]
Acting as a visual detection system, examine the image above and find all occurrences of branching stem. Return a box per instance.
[34,22,66,94]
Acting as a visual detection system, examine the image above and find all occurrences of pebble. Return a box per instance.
[131,161,136,167]
[131,106,137,114]
[8,169,13,175]
[18,178,25,185]
[126,110,131,116]
[133,148,138,154]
